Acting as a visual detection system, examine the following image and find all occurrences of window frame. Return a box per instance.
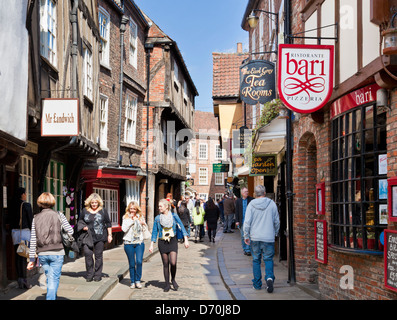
[199,143,208,160]
[99,94,108,149]
[124,91,138,145]
[199,167,208,185]
[215,172,224,186]
[19,155,33,205]
[83,44,93,100]
[40,0,57,66]
[129,18,138,68]
[99,7,110,66]
[94,186,120,231]
[330,102,387,253]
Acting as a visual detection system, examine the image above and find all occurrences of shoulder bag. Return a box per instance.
[58,211,75,249]
[16,203,30,258]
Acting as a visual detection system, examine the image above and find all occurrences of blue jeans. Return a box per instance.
[38,255,64,300]
[124,243,145,283]
[224,214,233,232]
[239,225,251,253]
[250,241,275,289]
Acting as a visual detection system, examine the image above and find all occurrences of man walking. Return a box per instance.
[235,187,254,256]
[223,193,235,233]
[243,185,280,293]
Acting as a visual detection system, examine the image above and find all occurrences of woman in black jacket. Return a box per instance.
[204,198,220,243]
[177,200,191,242]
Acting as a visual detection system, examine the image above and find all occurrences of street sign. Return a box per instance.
[278,44,334,114]
[240,60,276,105]
[213,163,230,173]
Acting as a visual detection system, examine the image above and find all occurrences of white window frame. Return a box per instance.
[215,193,224,202]
[94,187,119,228]
[129,19,138,68]
[199,193,208,201]
[83,44,93,100]
[40,0,57,66]
[199,167,208,185]
[125,180,140,205]
[215,144,223,160]
[199,143,208,160]
[124,92,138,145]
[19,155,33,205]
[99,7,110,66]
[99,94,108,149]
[215,172,224,186]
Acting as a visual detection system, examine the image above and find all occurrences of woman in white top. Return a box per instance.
[122,201,147,289]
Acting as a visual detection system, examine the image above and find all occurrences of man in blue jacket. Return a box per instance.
[235,187,254,256]
[243,185,280,293]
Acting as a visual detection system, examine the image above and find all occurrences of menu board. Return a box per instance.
[384,230,397,292]
[314,220,327,264]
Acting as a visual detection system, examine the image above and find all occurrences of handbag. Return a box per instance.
[57,211,75,249]
[17,240,30,258]
[142,224,151,240]
[172,213,184,240]
[12,203,31,245]
[15,202,31,258]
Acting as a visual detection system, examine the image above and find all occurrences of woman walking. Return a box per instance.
[192,200,205,243]
[27,192,73,300]
[204,198,220,243]
[10,187,33,289]
[122,201,147,289]
[149,199,189,292]
[78,193,112,282]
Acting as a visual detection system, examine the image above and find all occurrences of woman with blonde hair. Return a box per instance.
[27,192,73,300]
[122,201,147,289]
[149,199,189,292]
[77,193,112,282]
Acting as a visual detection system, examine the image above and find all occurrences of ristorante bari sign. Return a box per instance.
[240,60,276,105]
[278,44,334,114]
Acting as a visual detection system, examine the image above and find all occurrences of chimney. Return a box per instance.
[237,42,242,53]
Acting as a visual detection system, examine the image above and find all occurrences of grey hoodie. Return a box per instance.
[243,197,280,243]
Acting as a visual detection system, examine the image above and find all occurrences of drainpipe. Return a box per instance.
[284,0,296,284]
[70,0,78,98]
[117,16,128,166]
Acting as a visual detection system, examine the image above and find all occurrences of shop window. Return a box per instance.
[94,187,119,228]
[331,104,387,251]
[45,160,66,213]
[19,155,33,205]
[125,180,140,205]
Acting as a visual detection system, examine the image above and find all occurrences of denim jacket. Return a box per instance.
[151,212,189,242]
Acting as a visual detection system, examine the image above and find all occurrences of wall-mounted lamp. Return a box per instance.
[247,9,278,29]
[376,88,391,113]
[383,12,397,55]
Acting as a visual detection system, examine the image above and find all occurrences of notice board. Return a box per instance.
[314,219,327,264]
[384,229,397,293]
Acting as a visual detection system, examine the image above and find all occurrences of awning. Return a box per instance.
[81,166,140,181]
[253,117,286,154]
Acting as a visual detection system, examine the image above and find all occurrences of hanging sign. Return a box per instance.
[41,99,79,137]
[249,154,277,176]
[240,60,276,105]
[278,44,334,113]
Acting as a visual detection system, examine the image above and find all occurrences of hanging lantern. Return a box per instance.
[383,13,397,55]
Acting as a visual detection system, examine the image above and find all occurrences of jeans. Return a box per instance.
[250,241,275,289]
[38,255,64,300]
[224,214,233,232]
[124,242,145,283]
[239,225,251,253]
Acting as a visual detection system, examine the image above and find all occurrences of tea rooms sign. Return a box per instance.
[240,60,276,105]
[278,44,334,114]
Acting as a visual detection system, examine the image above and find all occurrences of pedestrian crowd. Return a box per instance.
[7,184,279,299]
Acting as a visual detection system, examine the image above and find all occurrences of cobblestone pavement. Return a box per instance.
[104,231,232,300]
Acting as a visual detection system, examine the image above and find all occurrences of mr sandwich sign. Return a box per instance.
[278,44,334,114]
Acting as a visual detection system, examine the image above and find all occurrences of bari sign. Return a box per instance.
[278,44,334,114]
[240,60,276,105]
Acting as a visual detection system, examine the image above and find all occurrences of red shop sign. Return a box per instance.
[278,44,334,114]
[330,83,381,119]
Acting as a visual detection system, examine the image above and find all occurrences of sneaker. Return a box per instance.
[266,278,274,293]
[130,283,136,289]
[135,282,142,289]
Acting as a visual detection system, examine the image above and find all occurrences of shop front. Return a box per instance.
[293,83,397,299]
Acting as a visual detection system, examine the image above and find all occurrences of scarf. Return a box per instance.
[160,211,173,228]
